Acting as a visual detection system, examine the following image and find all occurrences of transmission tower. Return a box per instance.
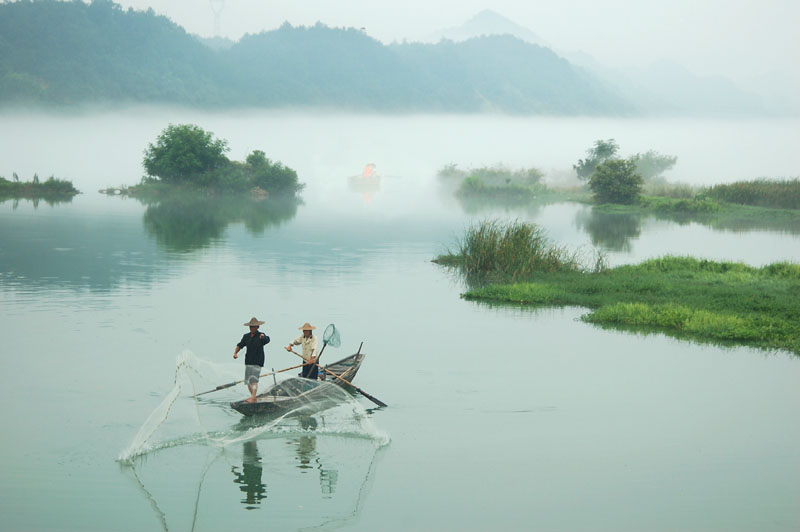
[210,0,225,37]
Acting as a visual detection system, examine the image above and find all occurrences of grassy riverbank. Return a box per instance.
[436,221,800,355]
[464,256,800,355]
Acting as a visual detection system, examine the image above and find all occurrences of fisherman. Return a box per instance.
[234,317,271,403]
[285,322,319,380]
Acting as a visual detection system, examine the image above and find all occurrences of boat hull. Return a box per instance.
[230,352,365,416]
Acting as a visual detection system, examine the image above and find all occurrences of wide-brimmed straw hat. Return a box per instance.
[244,317,265,327]
[298,322,316,331]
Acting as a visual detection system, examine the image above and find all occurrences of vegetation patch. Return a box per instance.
[704,178,800,210]
[433,220,605,284]
[457,176,537,202]
[456,254,800,355]
[0,173,79,200]
[129,124,303,198]
[438,163,585,206]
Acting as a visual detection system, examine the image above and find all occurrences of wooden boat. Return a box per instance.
[230,352,366,416]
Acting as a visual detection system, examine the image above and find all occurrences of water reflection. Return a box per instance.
[288,416,339,499]
[574,207,642,251]
[573,203,800,254]
[0,196,75,209]
[139,194,300,252]
[231,440,267,509]
[652,209,800,235]
[124,418,378,530]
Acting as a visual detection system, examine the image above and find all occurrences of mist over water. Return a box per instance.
[2,108,798,197]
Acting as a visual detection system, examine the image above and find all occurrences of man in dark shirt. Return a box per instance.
[234,317,271,403]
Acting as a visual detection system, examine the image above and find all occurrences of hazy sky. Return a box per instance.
[116,0,799,86]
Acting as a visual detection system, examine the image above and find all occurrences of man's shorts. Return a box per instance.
[245,365,261,385]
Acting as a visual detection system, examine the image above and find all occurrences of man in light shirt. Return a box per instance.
[286,322,319,379]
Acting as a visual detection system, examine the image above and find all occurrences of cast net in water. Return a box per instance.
[118,350,384,463]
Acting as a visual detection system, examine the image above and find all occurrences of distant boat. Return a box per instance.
[230,352,366,416]
[348,163,382,194]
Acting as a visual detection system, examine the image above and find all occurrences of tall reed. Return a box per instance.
[447,220,589,282]
[704,178,800,210]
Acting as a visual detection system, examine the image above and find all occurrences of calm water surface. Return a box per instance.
[1,111,799,531]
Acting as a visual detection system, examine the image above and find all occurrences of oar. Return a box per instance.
[289,350,387,408]
[195,362,306,397]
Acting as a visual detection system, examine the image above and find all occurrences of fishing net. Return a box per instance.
[118,349,385,464]
[323,323,341,348]
[118,351,389,531]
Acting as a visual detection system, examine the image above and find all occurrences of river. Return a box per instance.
[1,109,799,531]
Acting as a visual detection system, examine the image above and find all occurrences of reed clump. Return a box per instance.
[703,178,800,210]
[434,220,600,282]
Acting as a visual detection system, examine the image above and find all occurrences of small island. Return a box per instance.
[439,138,800,230]
[0,172,79,203]
[103,123,303,199]
[434,220,800,355]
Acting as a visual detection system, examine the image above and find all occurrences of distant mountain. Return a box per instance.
[444,10,790,116]
[0,0,230,105]
[390,35,629,114]
[432,9,550,48]
[569,56,770,117]
[0,1,632,114]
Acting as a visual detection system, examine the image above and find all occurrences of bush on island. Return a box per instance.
[141,124,303,195]
[589,158,644,205]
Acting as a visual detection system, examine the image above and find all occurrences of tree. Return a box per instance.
[246,150,302,195]
[143,124,229,183]
[574,138,619,180]
[629,150,678,182]
[588,158,644,204]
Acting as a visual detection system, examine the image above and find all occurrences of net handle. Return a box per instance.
[317,323,339,363]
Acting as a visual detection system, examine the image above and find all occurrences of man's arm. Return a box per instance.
[234,335,244,359]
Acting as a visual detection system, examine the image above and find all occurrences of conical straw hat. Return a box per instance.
[298,322,316,331]
[244,317,265,327]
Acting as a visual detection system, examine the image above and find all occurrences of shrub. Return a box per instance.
[589,158,644,204]
[143,124,229,183]
[246,150,302,195]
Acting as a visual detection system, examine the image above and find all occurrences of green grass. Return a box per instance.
[460,255,800,355]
